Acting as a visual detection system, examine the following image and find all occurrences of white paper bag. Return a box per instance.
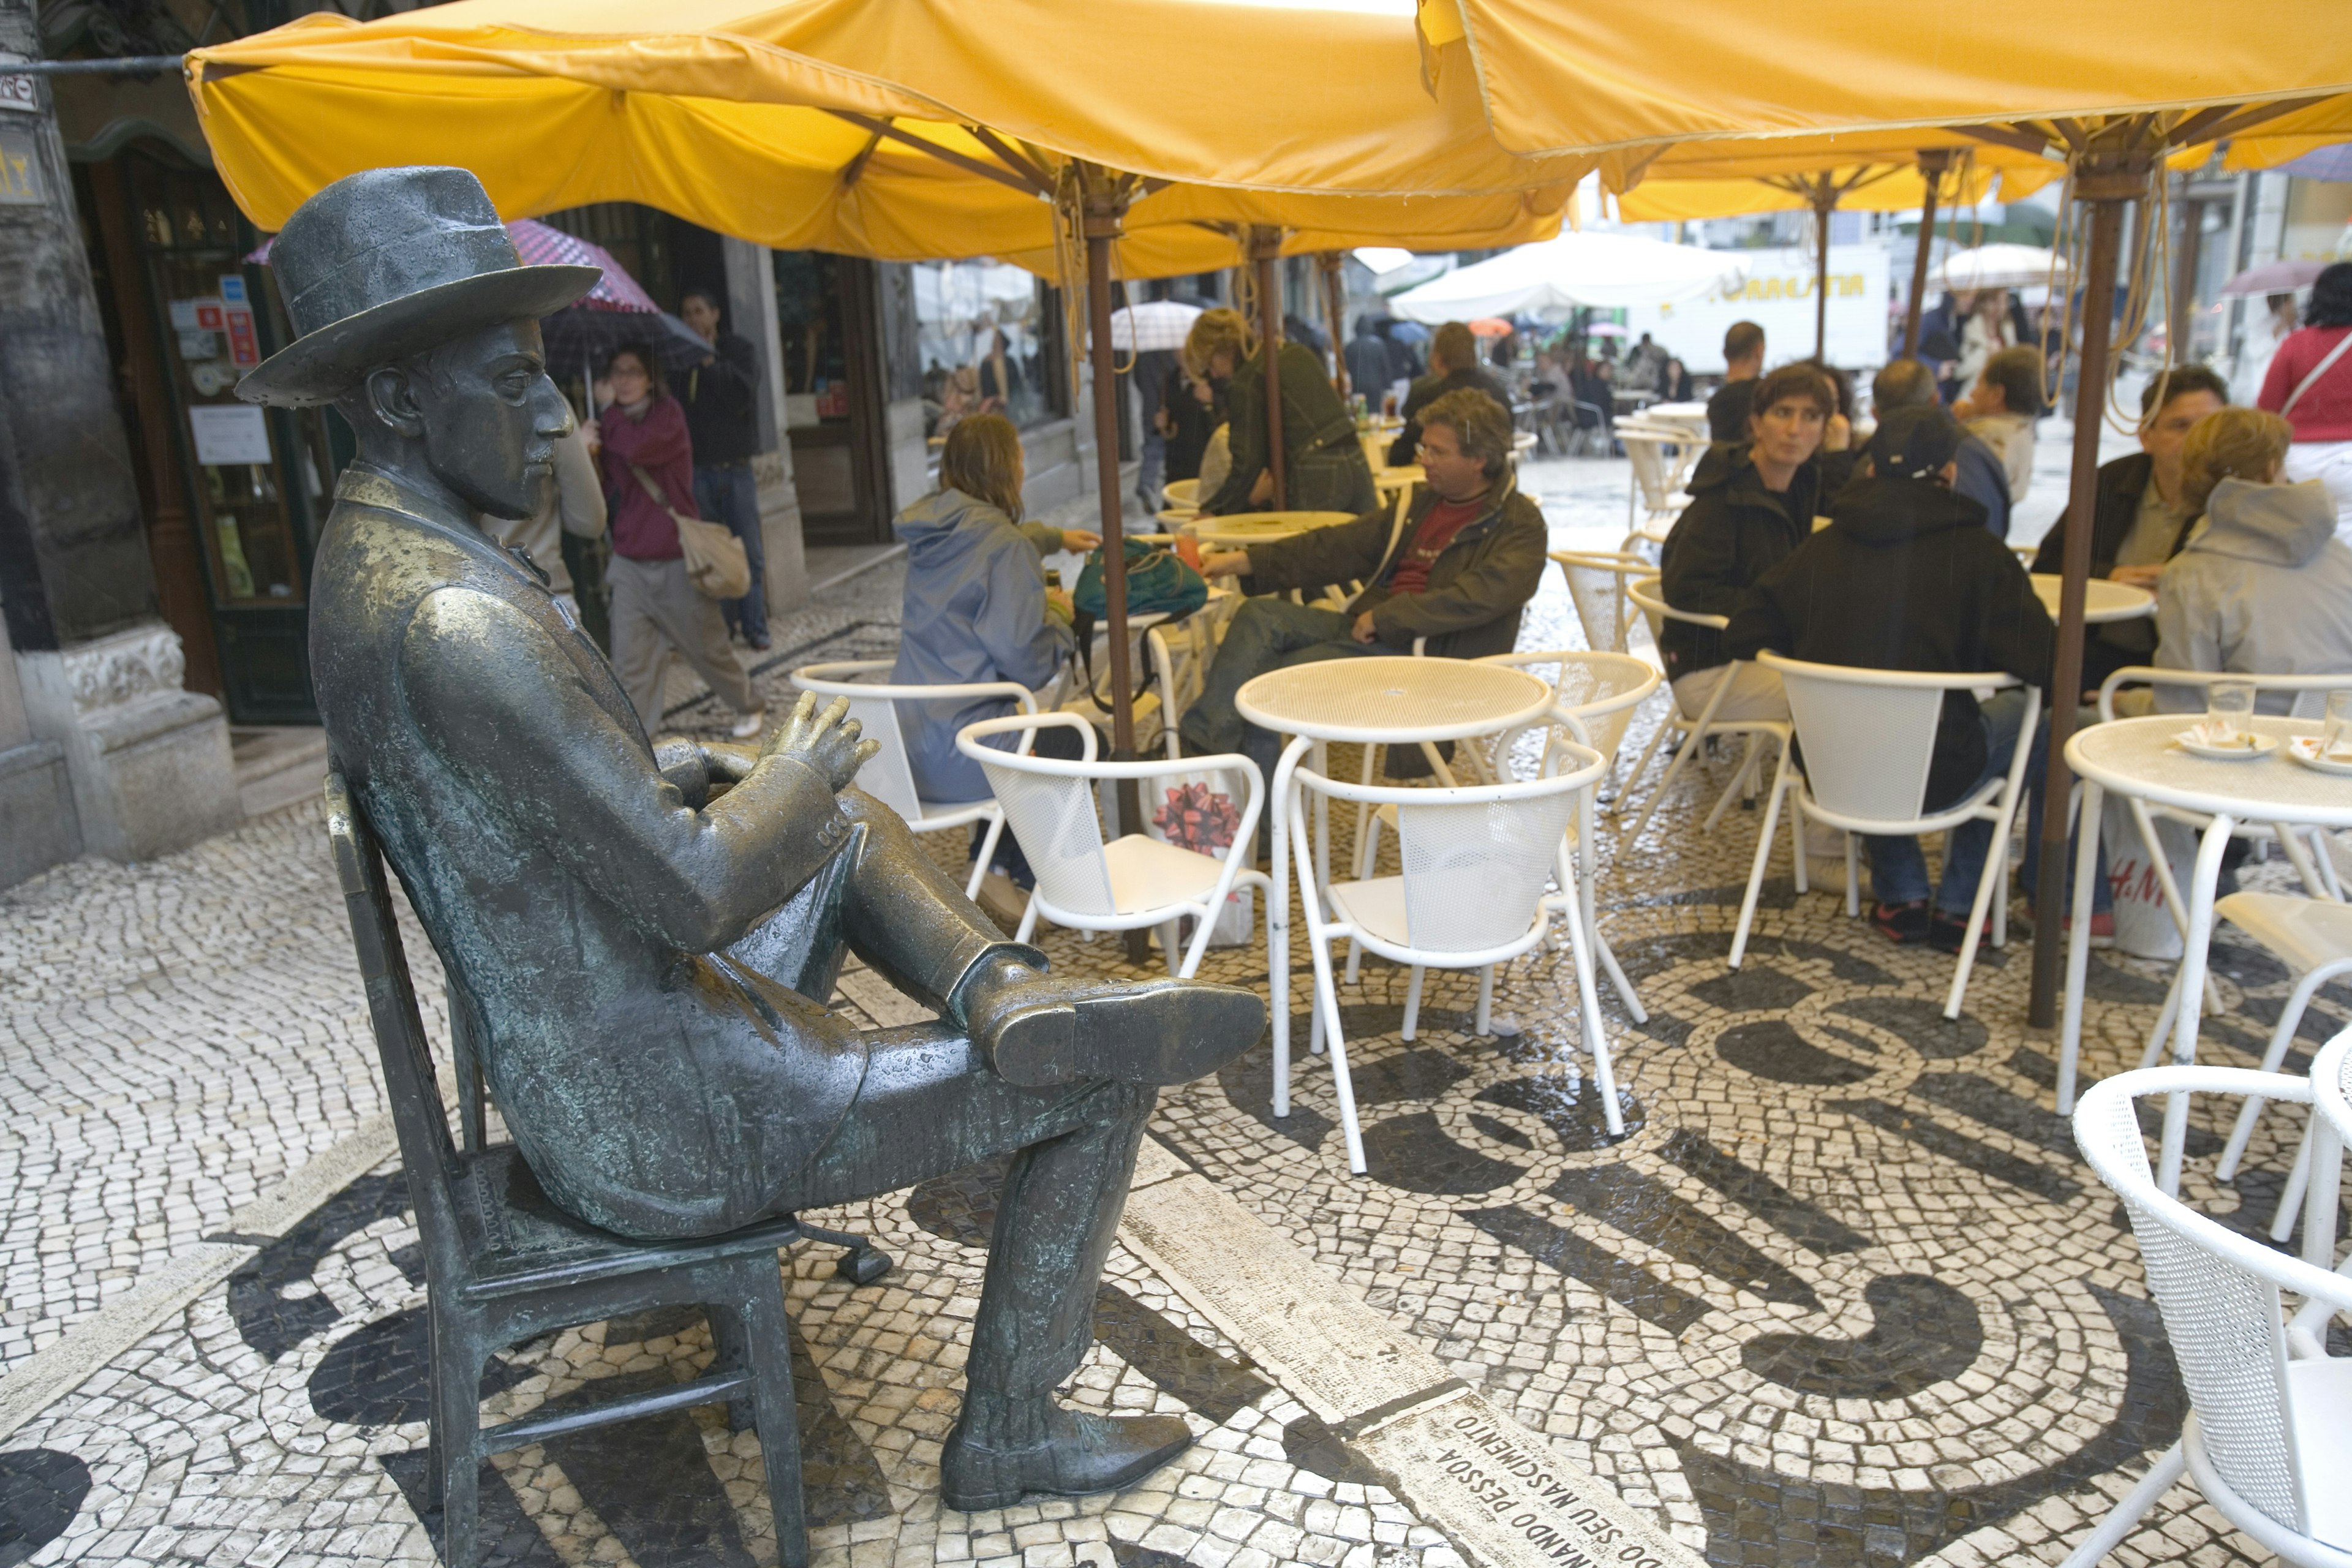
[2103,807,2196,961]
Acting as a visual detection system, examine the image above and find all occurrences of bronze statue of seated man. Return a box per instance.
[244,166,1265,1510]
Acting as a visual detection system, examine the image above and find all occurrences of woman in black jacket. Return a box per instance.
[1657,362,1852,721]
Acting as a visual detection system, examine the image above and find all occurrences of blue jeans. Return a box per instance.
[1137,429,1167,508]
[1177,597,1408,786]
[1864,688,2029,915]
[693,461,766,645]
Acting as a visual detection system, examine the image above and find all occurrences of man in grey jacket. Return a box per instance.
[1181,388,1545,778]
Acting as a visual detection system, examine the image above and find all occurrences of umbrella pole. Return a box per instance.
[1321,251,1350,402]
[1083,184,1156,966]
[1253,228,1288,510]
[1812,183,1834,363]
[1904,151,1951,357]
[2027,152,2147,1029]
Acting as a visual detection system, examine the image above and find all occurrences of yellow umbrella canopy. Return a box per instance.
[181,0,1580,797]
[183,0,1593,243]
[1610,160,2045,224]
[1414,0,2352,159]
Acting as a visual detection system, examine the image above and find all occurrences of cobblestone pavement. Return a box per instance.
[2,435,2339,1567]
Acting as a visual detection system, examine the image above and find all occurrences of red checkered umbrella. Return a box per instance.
[502,219,656,313]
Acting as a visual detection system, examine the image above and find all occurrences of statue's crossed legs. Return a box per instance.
[728,786,1262,1507]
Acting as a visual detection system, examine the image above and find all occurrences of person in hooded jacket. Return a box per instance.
[890,416,1094,809]
[1659,362,1853,723]
[2151,407,2352,711]
[1727,405,2056,951]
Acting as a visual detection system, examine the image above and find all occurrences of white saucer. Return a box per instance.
[2173,730,2278,761]
[2287,736,2352,776]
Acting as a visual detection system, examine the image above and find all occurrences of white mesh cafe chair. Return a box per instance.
[1287,741,1618,1173]
[1354,651,1659,1025]
[792,661,1039,900]
[956,712,1267,978]
[1731,652,2041,1020]
[1613,420,1697,551]
[1548,549,1651,658]
[2063,1066,2352,1568]
[1618,576,1790,844]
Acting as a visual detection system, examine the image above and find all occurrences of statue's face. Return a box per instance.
[415,320,575,521]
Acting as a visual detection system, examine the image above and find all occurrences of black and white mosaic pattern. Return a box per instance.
[1,442,2342,1567]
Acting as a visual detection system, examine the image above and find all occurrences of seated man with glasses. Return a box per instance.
[1180,388,1547,784]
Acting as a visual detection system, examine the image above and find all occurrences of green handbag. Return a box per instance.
[1073,538,1208,620]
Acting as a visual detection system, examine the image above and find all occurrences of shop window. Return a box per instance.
[911,261,1058,438]
[125,153,307,609]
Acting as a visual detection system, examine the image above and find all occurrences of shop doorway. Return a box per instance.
[78,145,331,725]
[777,252,894,547]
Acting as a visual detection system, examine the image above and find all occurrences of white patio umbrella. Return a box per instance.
[1387,232,1746,323]
[1107,300,1203,352]
[1940,244,2071,292]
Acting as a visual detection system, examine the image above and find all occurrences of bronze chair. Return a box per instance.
[323,768,885,1568]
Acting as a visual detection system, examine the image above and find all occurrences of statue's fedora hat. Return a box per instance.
[239,166,598,409]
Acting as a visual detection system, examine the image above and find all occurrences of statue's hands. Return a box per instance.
[763,691,880,794]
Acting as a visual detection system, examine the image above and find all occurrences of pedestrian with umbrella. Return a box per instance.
[1112,300,1201,516]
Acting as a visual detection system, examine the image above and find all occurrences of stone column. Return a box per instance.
[723,235,809,612]
[0,588,78,887]
[0,7,238,861]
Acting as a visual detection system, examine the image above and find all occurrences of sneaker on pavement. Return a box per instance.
[1869,900,1930,944]
[729,709,767,739]
[1929,909,1991,954]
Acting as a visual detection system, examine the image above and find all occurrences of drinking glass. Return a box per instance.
[2206,680,2256,745]
[2324,689,2352,755]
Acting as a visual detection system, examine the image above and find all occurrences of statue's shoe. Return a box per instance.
[939,1406,1193,1511]
[970,976,1266,1088]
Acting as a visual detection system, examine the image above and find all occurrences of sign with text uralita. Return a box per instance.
[189,404,272,467]
[1621,244,1892,373]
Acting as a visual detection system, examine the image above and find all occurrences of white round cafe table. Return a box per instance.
[1645,401,1710,428]
[1236,657,1555,1124]
[1188,510,1359,548]
[2030,574,2155,624]
[2058,714,2352,1193]
[1373,464,1425,496]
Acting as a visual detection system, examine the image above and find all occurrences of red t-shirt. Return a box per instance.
[1384,496,1483,596]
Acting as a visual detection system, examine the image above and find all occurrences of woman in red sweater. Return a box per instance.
[2258,262,2352,545]
[596,344,765,738]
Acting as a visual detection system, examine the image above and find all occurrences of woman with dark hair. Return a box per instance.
[1659,361,1854,723]
[890,415,1088,815]
[2258,260,2352,540]
[595,342,766,739]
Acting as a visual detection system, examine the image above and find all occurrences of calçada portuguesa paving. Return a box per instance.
[0,451,2340,1568]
